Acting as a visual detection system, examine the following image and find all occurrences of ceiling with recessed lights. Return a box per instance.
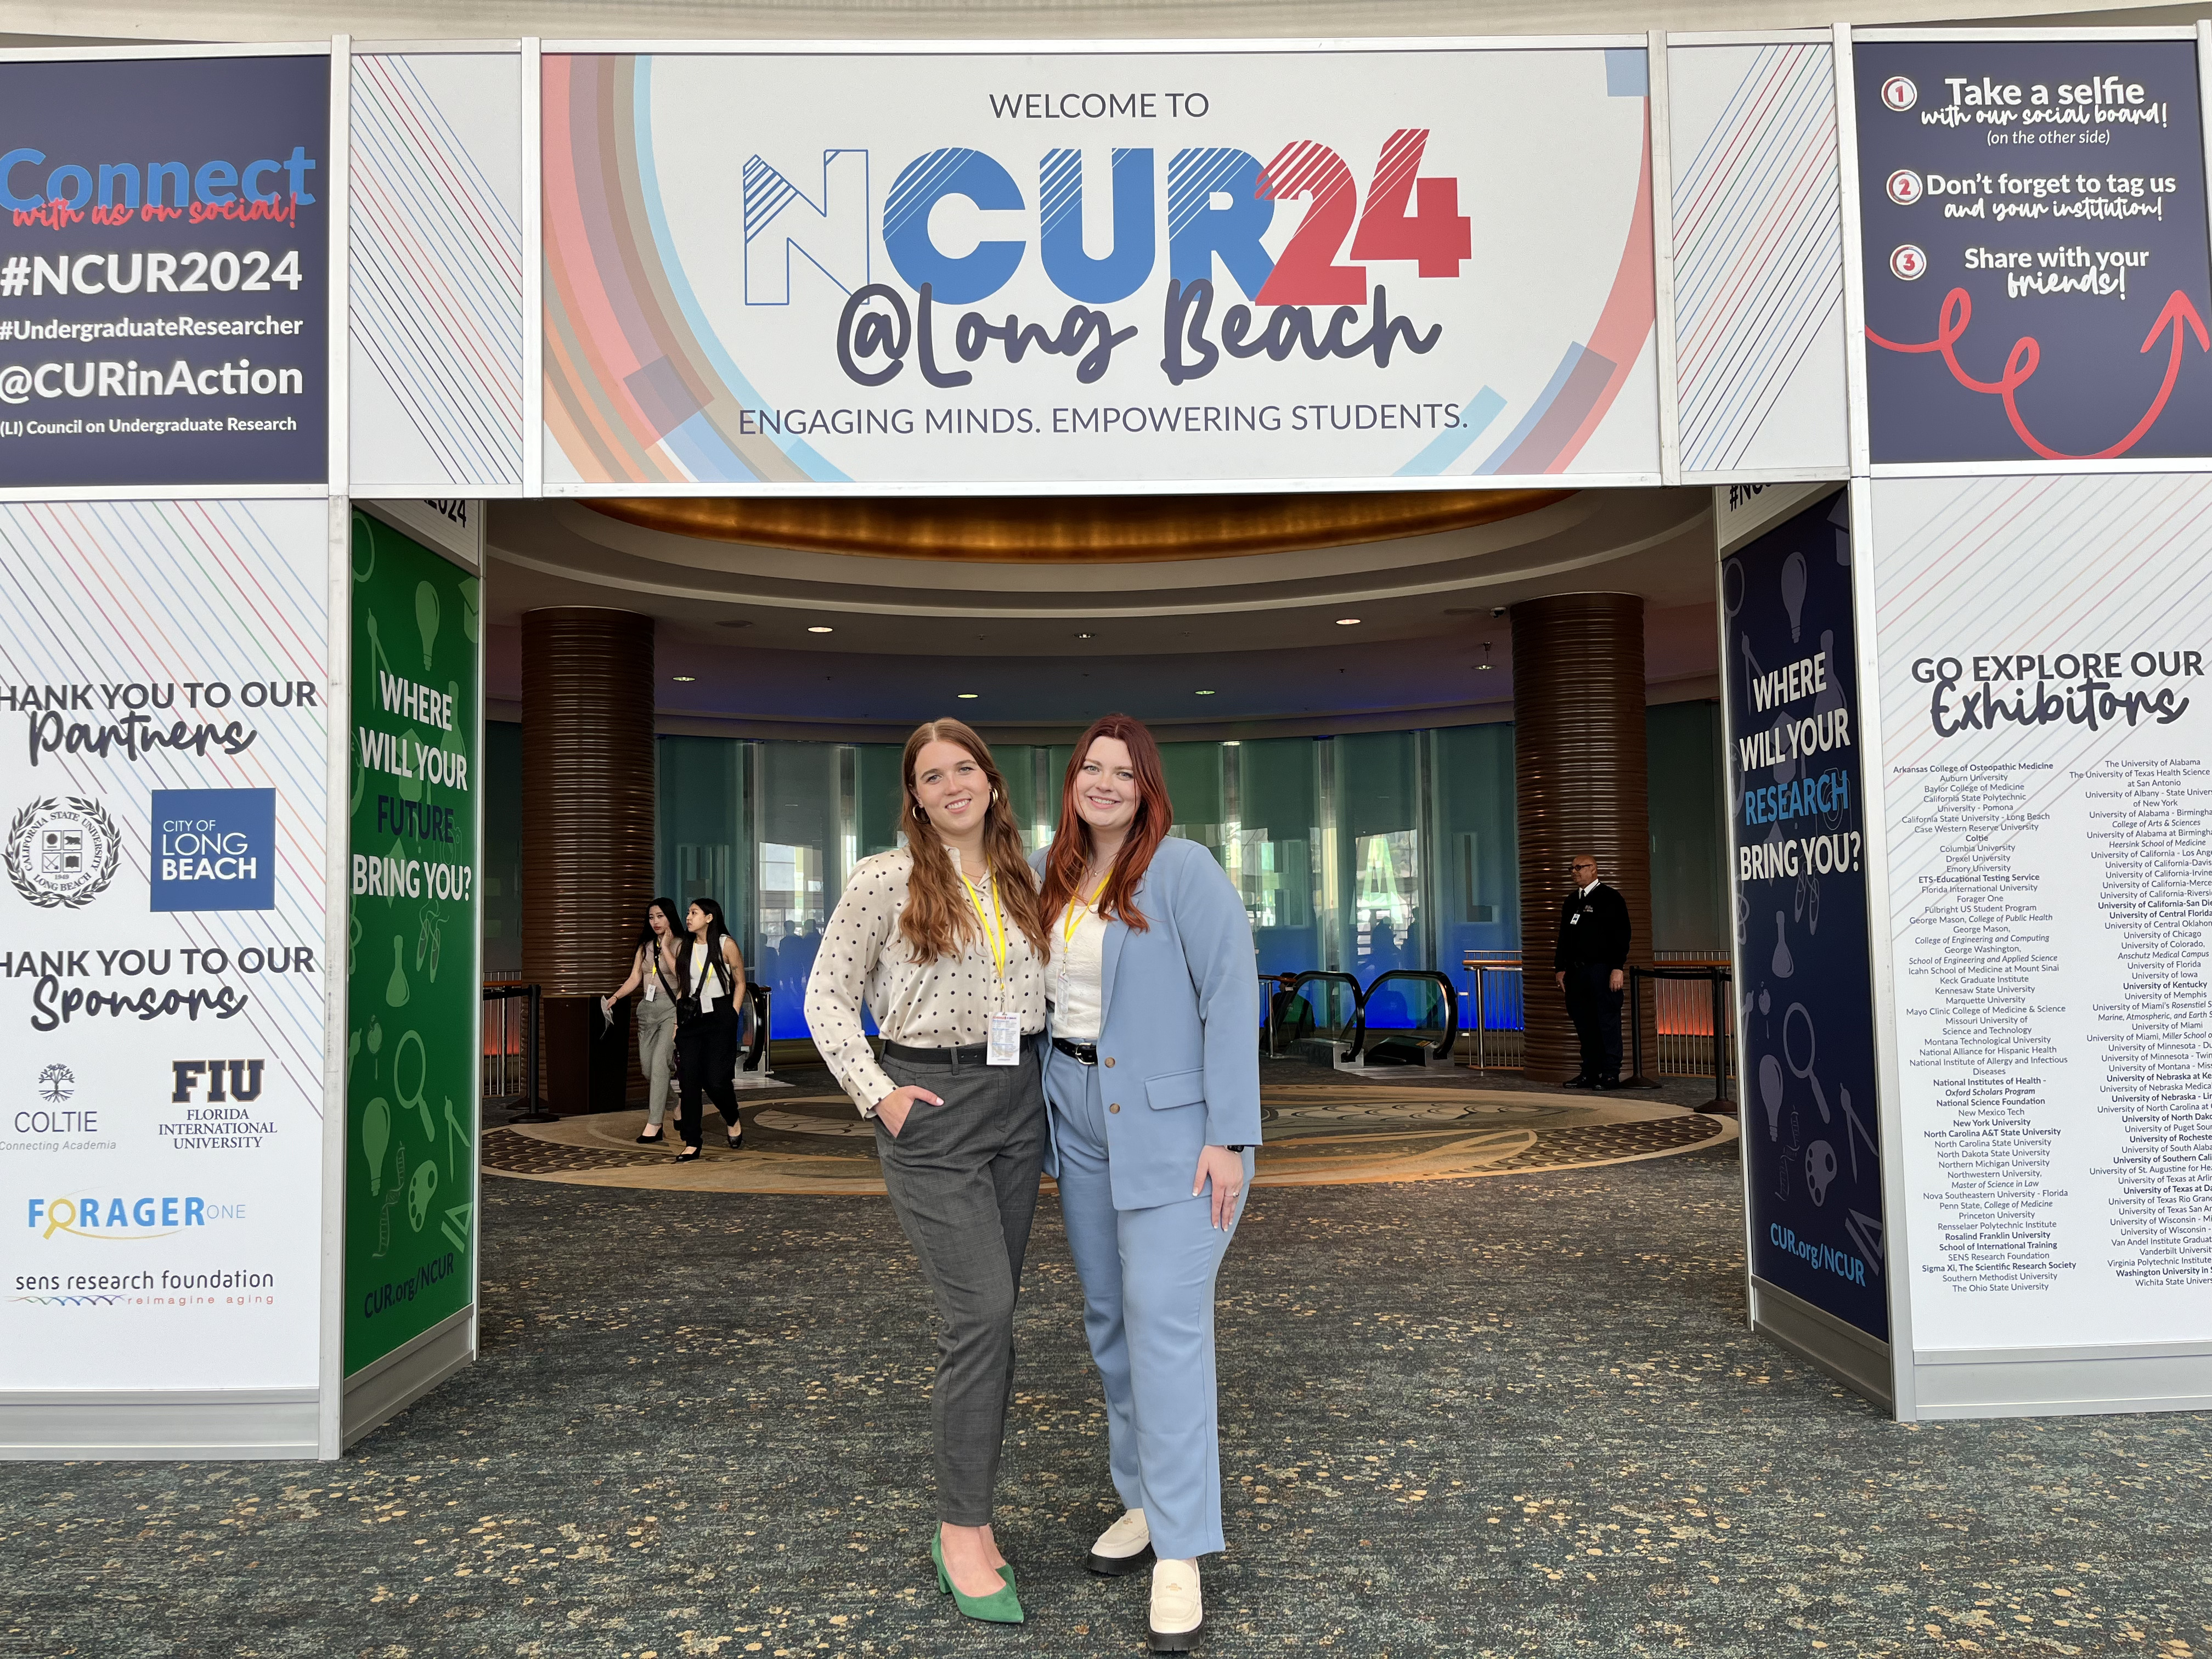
[482,487,1722,740]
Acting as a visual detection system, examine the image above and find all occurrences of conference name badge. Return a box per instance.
[988,1012,1020,1066]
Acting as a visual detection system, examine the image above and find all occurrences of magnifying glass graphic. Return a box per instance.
[394,1028,433,1141]
[1782,1002,1831,1124]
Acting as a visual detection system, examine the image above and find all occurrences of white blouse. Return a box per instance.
[688,941,737,1010]
[805,847,1049,1114]
[1050,899,1108,1043]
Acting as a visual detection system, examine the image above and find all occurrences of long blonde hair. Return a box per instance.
[896,719,1047,962]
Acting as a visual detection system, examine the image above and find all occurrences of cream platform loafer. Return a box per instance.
[1147,1558,1204,1653]
[1086,1506,1154,1576]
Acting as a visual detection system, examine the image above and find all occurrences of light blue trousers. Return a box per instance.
[1045,1046,1251,1562]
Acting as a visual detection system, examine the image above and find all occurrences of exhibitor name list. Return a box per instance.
[1901,753,2212,1295]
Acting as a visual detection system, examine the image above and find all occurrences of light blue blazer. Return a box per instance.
[1034,836,1262,1211]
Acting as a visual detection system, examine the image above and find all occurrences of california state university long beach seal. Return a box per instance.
[7,797,119,908]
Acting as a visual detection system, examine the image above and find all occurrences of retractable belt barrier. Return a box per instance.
[1262,968,1459,1070]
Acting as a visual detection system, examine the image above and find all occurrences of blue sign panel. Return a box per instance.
[1724,489,1888,1341]
[1856,40,2212,464]
[150,787,274,911]
[0,54,328,486]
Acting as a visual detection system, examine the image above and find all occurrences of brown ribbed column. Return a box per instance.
[1511,593,1655,1084]
[522,608,656,1113]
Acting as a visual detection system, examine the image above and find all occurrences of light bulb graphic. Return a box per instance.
[363,1097,390,1195]
[1781,550,1807,642]
[1759,1054,1785,1140]
[459,577,480,644]
[415,580,441,669]
[1771,911,1795,978]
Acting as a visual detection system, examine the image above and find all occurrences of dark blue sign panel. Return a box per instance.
[1856,40,2212,464]
[1724,489,1888,1341]
[0,54,328,486]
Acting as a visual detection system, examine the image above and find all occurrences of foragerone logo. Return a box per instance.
[28,1193,232,1239]
[5,795,119,908]
[149,787,274,911]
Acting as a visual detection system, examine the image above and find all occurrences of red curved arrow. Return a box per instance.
[1867,287,2208,460]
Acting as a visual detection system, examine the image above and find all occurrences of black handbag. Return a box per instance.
[675,944,729,1027]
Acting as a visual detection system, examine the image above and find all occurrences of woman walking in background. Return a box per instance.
[1037,714,1260,1655]
[674,896,748,1162]
[601,897,684,1144]
[805,718,1049,1626]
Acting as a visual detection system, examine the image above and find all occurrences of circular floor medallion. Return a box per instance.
[480,1081,1735,1196]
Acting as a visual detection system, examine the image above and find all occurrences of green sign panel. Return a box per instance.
[343,512,481,1378]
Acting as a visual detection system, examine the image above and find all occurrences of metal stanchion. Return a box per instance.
[1621,967,1662,1088]
[515,983,552,1122]
[1705,969,1733,1114]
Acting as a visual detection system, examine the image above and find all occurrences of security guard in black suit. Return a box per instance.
[1553,853,1632,1088]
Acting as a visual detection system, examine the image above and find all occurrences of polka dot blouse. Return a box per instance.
[802,846,1048,1115]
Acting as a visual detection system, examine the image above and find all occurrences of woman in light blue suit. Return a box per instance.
[1035,713,1260,1656]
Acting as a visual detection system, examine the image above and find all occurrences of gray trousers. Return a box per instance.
[638,1002,678,1126]
[873,1037,1048,1526]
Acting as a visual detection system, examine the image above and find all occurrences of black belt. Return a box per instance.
[1051,1037,1098,1066]
[882,1030,1043,1068]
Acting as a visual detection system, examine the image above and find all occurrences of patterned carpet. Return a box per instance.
[5,1132,2208,1657]
[478,1066,1739,1194]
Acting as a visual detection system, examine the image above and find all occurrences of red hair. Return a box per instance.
[1041,714,1173,933]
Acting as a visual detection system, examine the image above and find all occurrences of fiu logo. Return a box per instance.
[171,1059,265,1103]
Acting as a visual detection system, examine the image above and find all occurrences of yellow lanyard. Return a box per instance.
[961,872,1009,985]
[1062,874,1110,950]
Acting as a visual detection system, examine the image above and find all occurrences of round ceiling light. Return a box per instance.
[807,625,834,634]
[1335,617,1362,626]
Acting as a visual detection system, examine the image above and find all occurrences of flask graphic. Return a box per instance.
[1771,912,1795,978]
[387,935,410,1007]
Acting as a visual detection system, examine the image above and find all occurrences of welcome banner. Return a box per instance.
[540,46,1661,490]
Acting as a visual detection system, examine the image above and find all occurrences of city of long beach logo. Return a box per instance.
[6,797,119,908]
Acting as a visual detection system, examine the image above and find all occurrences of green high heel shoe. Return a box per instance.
[932,1532,1025,1624]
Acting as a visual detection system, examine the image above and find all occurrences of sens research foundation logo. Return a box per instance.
[5,796,119,909]
[150,788,274,912]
